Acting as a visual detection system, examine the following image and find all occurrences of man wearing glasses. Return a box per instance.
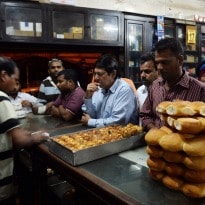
[37,58,64,103]
[81,54,137,128]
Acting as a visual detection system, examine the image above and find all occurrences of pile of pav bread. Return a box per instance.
[145,100,205,198]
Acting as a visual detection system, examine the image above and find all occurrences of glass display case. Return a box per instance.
[52,10,84,40]
[90,14,119,41]
[88,9,123,46]
[0,2,123,46]
[176,20,198,74]
[200,24,205,61]
[0,2,46,42]
[164,18,175,38]
[127,22,143,85]
[49,5,123,46]
[125,15,155,87]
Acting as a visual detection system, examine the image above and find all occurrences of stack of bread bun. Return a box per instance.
[145,100,205,198]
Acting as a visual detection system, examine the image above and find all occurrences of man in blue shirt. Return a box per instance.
[81,54,137,127]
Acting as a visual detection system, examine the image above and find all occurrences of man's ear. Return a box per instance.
[111,70,117,78]
[178,55,184,67]
[0,70,7,81]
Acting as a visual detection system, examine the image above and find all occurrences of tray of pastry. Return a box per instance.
[49,124,145,166]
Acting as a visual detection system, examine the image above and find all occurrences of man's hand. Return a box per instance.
[81,113,91,125]
[21,100,32,107]
[85,82,100,99]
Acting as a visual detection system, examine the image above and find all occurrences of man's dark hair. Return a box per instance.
[95,54,119,77]
[0,56,17,76]
[154,38,184,57]
[58,69,79,85]
[140,52,157,70]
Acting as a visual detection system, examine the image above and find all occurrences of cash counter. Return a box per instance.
[19,114,205,205]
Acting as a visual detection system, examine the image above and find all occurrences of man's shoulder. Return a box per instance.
[137,85,146,91]
[42,76,50,83]
[0,91,10,100]
[70,87,85,98]
[119,78,134,89]
[0,90,8,97]
[41,77,54,87]
[189,76,205,87]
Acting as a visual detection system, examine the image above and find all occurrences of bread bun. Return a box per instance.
[159,133,185,152]
[183,169,205,183]
[167,116,177,128]
[159,126,174,134]
[181,182,205,198]
[149,169,165,181]
[174,118,203,134]
[147,157,166,171]
[199,105,205,117]
[183,135,205,156]
[197,117,205,133]
[165,101,191,116]
[165,163,184,177]
[156,101,172,114]
[180,101,205,116]
[159,114,168,123]
[182,133,196,139]
[146,145,164,158]
[145,128,167,146]
[162,175,184,190]
[183,155,205,171]
[163,151,184,163]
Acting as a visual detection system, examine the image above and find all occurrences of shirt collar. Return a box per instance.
[158,70,189,89]
[46,76,58,88]
[101,78,120,94]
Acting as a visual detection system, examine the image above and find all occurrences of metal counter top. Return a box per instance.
[81,147,205,205]
[19,113,86,135]
[19,114,205,205]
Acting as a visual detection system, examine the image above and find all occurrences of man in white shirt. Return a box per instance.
[8,82,43,117]
[136,53,158,124]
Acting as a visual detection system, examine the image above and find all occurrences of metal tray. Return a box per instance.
[49,128,145,166]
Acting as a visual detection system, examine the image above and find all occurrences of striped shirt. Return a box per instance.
[38,76,60,103]
[140,72,205,130]
[0,91,20,201]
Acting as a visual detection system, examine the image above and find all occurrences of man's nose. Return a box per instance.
[157,63,163,70]
[140,71,146,77]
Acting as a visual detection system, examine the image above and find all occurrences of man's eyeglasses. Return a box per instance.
[93,71,107,77]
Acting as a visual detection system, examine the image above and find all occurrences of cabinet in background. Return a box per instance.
[175,19,198,75]
[164,18,175,38]
[48,4,124,46]
[152,18,175,52]
[154,18,199,75]
[0,1,47,43]
[198,23,205,62]
[0,1,124,47]
[124,15,155,87]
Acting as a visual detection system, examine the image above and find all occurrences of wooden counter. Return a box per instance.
[19,114,205,205]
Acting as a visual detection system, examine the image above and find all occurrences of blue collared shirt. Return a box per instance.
[82,78,138,127]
